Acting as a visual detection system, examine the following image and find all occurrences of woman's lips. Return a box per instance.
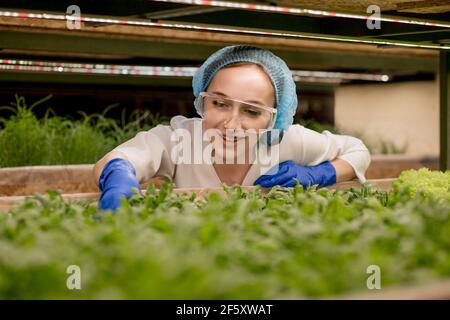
[222,135,245,144]
[222,137,234,147]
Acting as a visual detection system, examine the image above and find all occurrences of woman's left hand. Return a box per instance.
[253,160,337,188]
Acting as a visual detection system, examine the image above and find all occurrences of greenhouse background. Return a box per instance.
[0,0,450,301]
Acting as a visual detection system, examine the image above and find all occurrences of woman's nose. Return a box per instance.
[224,112,243,130]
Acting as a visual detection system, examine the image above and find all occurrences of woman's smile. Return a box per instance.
[221,133,245,146]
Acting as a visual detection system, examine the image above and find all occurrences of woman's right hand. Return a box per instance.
[98,158,141,211]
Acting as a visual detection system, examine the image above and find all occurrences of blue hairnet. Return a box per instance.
[192,45,298,131]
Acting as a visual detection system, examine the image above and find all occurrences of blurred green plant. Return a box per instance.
[378,139,409,155]
[391,168,450,202]
[298,118,338,134]
[0,95,168,167]
[297,119,408,155]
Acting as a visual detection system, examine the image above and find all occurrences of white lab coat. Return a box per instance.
[113,115,371,188]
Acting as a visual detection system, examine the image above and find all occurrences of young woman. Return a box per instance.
[94,45,371,210]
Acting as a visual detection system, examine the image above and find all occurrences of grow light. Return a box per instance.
[0,59,198,76]
[291,71,389,82]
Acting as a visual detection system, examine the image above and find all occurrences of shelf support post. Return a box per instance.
[440,51,450,171]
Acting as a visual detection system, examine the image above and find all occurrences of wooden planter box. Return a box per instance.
[336,278,450,300]
[0,164,165,197]
[1,153,435,211]
[0,153,437,211]
[0,154,437,197]
[366,155,438,179]
[0,164,96,197]
[0,179,394,213]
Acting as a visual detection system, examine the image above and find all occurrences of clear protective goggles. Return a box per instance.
[196,92,277,130]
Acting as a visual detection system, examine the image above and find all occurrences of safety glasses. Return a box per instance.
[196,92,277,130]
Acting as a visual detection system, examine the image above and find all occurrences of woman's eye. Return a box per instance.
[243,108,262,117]
[212,100,229,108]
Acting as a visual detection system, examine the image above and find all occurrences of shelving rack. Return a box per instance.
[0,0,449,169]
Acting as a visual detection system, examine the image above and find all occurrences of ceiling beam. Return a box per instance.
[368,29,450,43]
[143,6,228,20]
[0,14,438,57]
[0,29,438,72]
[397,0,450,11]
[86,6,229,27]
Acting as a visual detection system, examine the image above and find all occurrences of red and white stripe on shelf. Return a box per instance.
[0,58,390,83]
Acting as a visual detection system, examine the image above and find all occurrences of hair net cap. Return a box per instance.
[192,45,298,131]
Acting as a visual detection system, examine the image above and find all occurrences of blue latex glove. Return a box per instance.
[254,160,336,188]
[98,158,141,211]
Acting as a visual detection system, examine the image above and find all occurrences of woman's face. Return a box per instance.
[201,63,276,164]
[203,63,276,133]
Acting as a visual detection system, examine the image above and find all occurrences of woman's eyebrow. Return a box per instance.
[211,91,265,106]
